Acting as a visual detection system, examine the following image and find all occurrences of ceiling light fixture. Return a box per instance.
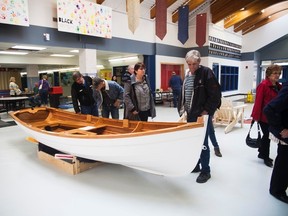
[70,50,79,53]
[11,45,46,51]
[0,51,28,55]
[50,54,75,57]
[108,56,138,62]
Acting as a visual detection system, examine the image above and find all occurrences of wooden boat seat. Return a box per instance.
[61,129,98,136]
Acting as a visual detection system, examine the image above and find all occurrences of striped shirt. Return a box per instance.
[184,73,195,112]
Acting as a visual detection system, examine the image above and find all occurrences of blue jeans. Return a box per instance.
[39,89,48,105]
[102,105,119,119]
[80,104,99,116]
[208,116,219,148]
[192,115,212,173]
[172,88,181,107]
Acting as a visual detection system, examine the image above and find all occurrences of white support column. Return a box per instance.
[26,65,39,90]
[79,49,97,77]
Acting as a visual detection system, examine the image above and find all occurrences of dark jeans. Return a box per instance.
[270,144,288,196]
[39,89,49,105]
[138,110,150,121]
[258,121,271,159]
[208,116,219,148]
[80,104,99,116]
[172,88,181,108]
[102,105,119,119]
[190,115,211,173]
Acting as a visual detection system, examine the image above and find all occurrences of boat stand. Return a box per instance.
[37,143,102,175]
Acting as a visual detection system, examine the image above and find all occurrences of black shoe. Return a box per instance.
[270,192,288,204]
[264,159,273,168]
[214,148,222,157]
[191,164,200,173]
[196,172,211,183]
[258,154,273,162]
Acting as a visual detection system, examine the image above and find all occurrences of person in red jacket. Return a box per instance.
[251,64,282,167]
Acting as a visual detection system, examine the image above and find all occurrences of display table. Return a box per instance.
[0,96,28,113]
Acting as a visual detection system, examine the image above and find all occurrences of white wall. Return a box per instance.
[242,13,288,52]
[16,0,288,95]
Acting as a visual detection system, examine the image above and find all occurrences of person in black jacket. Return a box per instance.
[178,50,221,184]
[71,72,98,116]
[263,81,288,204]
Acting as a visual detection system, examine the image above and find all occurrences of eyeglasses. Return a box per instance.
[272,72,281,75]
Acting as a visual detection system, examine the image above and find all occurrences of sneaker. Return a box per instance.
[214,148,222,157]
[196,172,211,183]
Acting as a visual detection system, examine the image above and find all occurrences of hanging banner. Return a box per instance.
[155,0,167,40]
[127,0,140,33]
[178,5,189,44]
[57,0,112,38]
[0,0,29,26]
[196,13,207,47]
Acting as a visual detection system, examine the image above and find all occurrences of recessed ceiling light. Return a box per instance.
[0,51,28,55]
[108,56,138,62]
[50,54,74,57]
[70,50,79,53]
[12,45,46,51]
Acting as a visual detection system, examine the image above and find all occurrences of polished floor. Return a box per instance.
[0,103,287,216]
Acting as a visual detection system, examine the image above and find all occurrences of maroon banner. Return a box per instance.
[156,0,167,40]
[196,13,207,47]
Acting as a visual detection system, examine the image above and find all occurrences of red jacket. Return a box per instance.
[251,79,281,123]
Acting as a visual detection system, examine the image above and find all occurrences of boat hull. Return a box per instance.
[11,108,208,177]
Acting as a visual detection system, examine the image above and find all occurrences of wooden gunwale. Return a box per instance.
[11,107,204,139]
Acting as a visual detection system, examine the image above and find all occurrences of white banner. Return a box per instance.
[0,0,29,26]
[57,0,112,38]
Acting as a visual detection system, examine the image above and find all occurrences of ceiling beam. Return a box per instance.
[172,0,205,23]
[210,0,253,24]
[234,1,288,32]
[224,0,285,28]
[150,0,177,19]
[242,9,288,35]
[96,0,105,4]
[97,0,143,5]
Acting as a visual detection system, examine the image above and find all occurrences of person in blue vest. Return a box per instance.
[168,71,182,108]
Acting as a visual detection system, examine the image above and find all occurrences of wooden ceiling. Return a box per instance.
[96,0,288,35]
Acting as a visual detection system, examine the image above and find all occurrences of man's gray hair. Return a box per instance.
[92,77,104,88]
[185,50,201,62]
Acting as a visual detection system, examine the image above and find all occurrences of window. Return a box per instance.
[220,66,239,92]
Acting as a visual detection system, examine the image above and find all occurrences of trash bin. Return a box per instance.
[49,86,63,108]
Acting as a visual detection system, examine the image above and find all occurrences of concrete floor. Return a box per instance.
[0,103,287,216]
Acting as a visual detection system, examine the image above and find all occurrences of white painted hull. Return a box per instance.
[15,118,207,177]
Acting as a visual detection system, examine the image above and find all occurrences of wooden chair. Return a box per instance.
[213,98,243,134]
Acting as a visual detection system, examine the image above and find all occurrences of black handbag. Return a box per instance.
[246,120,262,148]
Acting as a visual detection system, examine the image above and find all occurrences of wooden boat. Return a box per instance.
[10,107,207,177]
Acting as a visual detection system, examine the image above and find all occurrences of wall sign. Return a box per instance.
[57,0,112,38]
[0,0,29,26]
[208,36,241,59]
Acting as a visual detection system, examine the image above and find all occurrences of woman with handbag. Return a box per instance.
[251,64,282,167]
[38,75,50,107]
